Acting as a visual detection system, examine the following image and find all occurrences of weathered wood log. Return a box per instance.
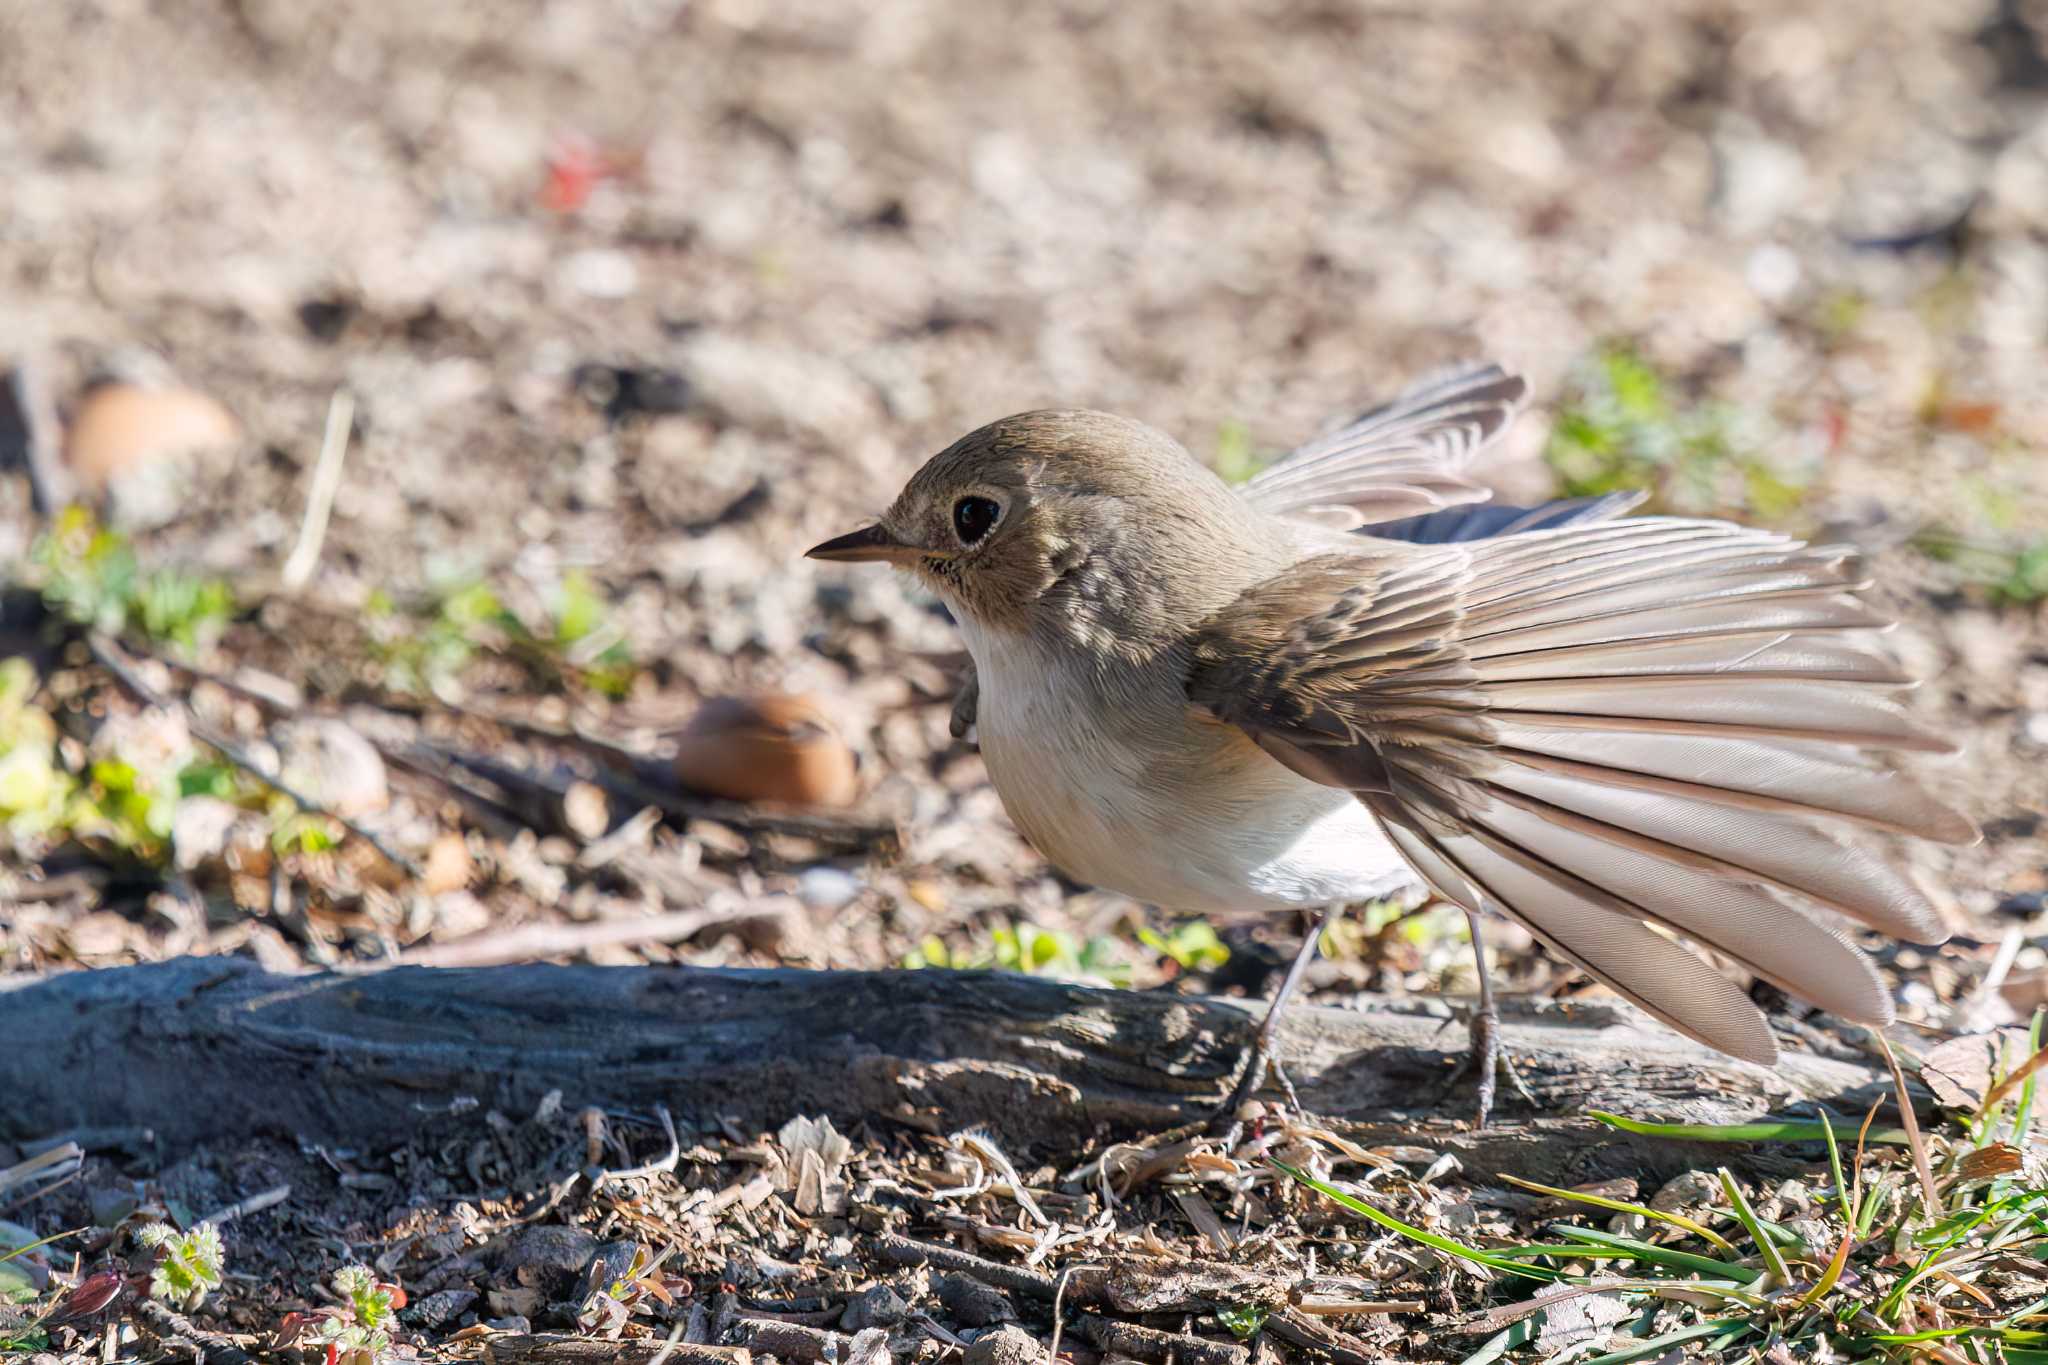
[0,957,1897,1181]
[484,1336,750,1365]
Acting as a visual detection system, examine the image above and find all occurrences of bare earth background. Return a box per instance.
[4,1,2048,1361]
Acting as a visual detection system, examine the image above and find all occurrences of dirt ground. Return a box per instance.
[5,1,2048,1361]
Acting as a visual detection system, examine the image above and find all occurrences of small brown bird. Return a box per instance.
[809,363,1974,1124]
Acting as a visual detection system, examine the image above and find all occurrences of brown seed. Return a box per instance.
[63,383,241,492]
[671,693,858,807]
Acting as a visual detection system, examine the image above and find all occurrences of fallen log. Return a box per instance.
[0,957,1897,1181]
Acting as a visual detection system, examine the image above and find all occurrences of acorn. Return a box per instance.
[671,693,858,807]
[64,382,241,493]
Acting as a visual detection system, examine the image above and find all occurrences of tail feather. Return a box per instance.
[1389,821,1783,1063]
[1189,514,1976,1055]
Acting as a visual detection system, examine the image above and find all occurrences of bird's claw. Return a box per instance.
[1430,999,1534,1127]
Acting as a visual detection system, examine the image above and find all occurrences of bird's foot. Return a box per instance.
[1429,1000,1535,1128]
[1206,1039,1305,1138]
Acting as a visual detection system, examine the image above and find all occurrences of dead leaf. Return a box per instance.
[1921,1029,2032,1110]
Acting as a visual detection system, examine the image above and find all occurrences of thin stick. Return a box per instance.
[281,388,354,590]
[601,1105,681,1182]
[5,356,72,514]
[647,1323,686,1365]
[1978,1037,2048,1118]
[1046,1266,1077,1365]
[195,1183,290,1228]
[88,632,420,876]
[0,1141,83,1200]
[1878,1033,1942,1221]
[869,1232,1059,1301]
[393,905,769,968]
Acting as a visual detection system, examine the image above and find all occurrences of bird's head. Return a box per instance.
[807,410,1269,655]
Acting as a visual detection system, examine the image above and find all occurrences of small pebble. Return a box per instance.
[840,1283,911,1331]
[934,1273,1017,1327]
[798,865,862,912]
[406,1288,479,1331]
[558,248,639,299]
[964,1325,1043,1365]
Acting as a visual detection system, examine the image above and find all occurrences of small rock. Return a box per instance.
[671,694,858,807]
[573,363,691,420]
[934,1274,1017,1327]
[484,1315,531,1334]
[964,1325,1042,1365]
[276,719,388,817]
[487,1286,543,1319]
[847,1327,893,1365]
[563,780,610,840]
[840,1283,911,1331]
[406,1287,478,1331]
[421,832,475,895]
[171,795,242,871]
[797,865,861,912]
[495,1224,600,1297]
[1649,1169,1722,1216]
[558,248,639,299]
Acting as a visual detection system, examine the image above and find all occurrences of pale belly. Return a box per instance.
[961,624,1416,913]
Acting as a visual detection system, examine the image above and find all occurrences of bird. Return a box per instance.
[807,362,1975,1126]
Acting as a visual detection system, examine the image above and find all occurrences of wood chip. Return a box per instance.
[1078,1316,1247,1365]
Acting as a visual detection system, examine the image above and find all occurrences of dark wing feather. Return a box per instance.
[1185,519,1974,1063]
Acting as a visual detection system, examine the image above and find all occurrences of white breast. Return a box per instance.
[956,617,1416,913]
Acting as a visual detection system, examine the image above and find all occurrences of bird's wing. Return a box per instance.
[1236,362,1530,530]
[1184,521,1973,1063]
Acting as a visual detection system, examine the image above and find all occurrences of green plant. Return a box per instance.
[577,1243,684,1335]
[1138,919,1230,972]
[1277,1015,2048,1363]
[303,1266,400,1364]
[1913,529,2048,606]
[1544,347,1808,524]
[0,659,76,842]
[366,570,638,697]
[1215,1304,1267,1338]
[902,920,1132,985]
[29,507,234,655]
[548,569,636,697]
[136,1222,223,1311]
[364,579,502,695]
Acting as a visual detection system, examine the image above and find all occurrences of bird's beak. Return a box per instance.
[805,524,923,565]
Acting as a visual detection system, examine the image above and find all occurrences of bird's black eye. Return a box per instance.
[952,496,1001,545]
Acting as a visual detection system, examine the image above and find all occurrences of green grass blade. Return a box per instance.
[1717,1168,1790,1281]
[1499,1173,1738,1253]
[1855,1173,1896,1239]
[1588,1110,1907,1144]
[1580,1318,1751,1365]
[1815,1101,1853,1227]
[1796,1231,1854,1310]
[1269,1159,1560,1282]
[0,1227,84,1263]
[2017,1009,2046,1145]
[1549,1225,1761,1283]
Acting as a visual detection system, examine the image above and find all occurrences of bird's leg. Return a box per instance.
[1465,908,1502,1128]
[1432,907,1534,1127]
[1214,904,1338,1122]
